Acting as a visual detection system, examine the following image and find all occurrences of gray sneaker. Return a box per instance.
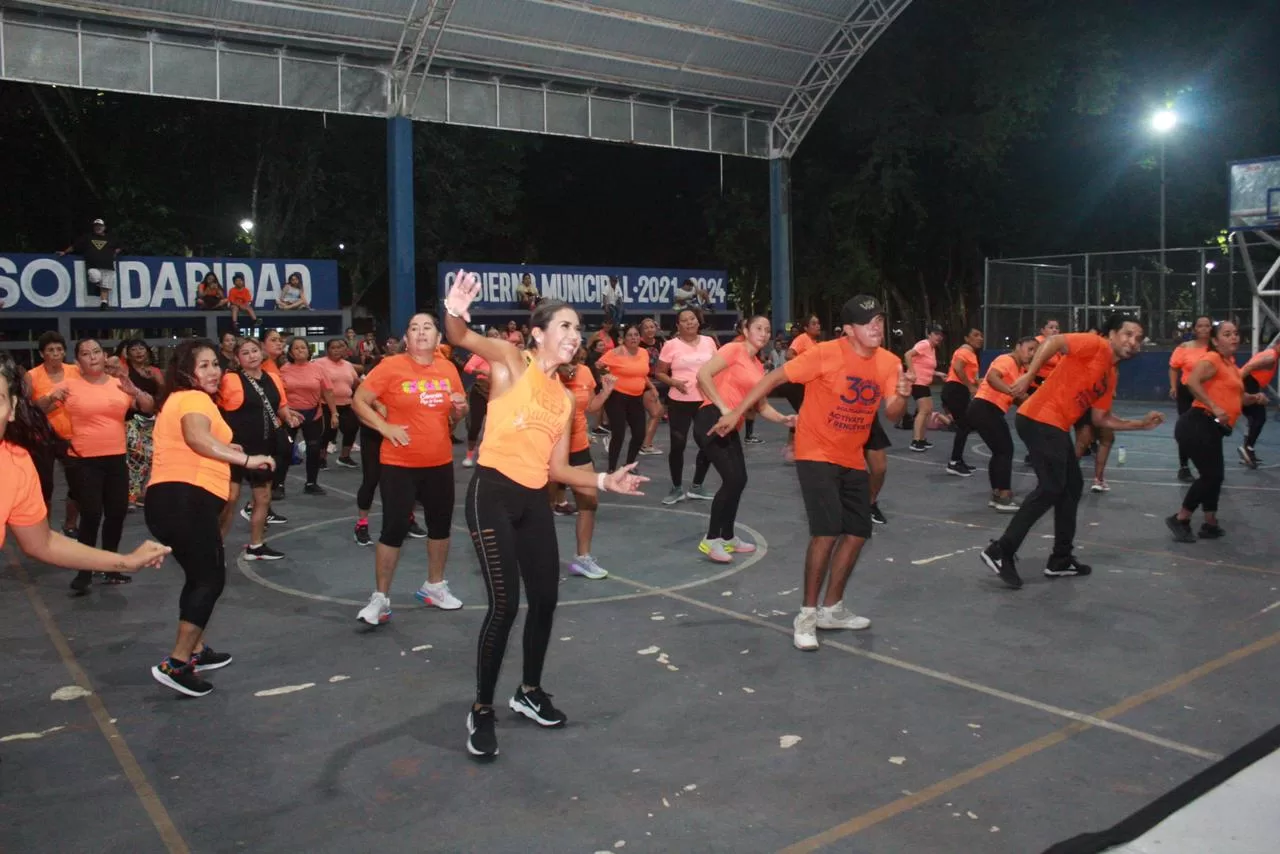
[686,484,714,501]
[662,486,686,505]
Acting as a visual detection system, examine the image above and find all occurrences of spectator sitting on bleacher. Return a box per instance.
[672,278,710,313]
[516,273,540,311]
[198,272,227,310]
[227,272,261,327]
[277,272,311,311]
[57,218,121,311]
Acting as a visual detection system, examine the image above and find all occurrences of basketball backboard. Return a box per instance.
[1229,156,1280,231]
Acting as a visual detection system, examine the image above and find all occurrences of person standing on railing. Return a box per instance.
[57,218,120,311]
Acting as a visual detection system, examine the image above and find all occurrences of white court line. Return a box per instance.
[911,546,984,565]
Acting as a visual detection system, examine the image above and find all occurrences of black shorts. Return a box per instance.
[378,462,454,547]
[865,416,891,451]
[910,384,933,400]
[795,460,872,538]
[568,447,594,468]
[230,464,274,486]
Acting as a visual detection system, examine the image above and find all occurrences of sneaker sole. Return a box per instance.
[245,552,285,561]
[909,446,927,453]
[686,493,713,501]
[193,656,233,672]
[356,609,391,626]
[150,666,212,698]
[816,620,871,631]
[989,502,1020,512]
[871,517,887,525]
[697,545,732,563]
[406,531,429,539]
[569,566,608,580]
[946,468,972,477]
[353,536,373,546]
[509,697,567,728]
[793,635,819,651]
[724,545,756,554]
[980,550,1002,575]
[661,495,686,505]
[1043,568,1084,577]
[267,517,288,525]
[414,591,463,610]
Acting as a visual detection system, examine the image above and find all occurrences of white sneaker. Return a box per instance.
[638,445,663,456]
[462,454,475,468]
[569,554,608,579]
[356,591,391,626]
[415,580,462,610]
[327,442,339,454]
[816,601,871,631]
[698,538,732,563]
[1090,479,1110,493]
[723,536,756,554]
[793,610,819,650]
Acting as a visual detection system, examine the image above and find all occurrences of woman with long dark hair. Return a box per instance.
[63,338,156,591]
[278,335,337,496]
[597,324,652,471]
[1168,315,1212,481]
[147,339,276,697]
[27,330,80,535]
[116,338,164,508]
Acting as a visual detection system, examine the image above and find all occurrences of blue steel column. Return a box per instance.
[769,157,793,332]
[387,116,416,336]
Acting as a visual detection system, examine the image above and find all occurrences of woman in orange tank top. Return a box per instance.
[444,270,647,761]
[1167,321,1263,543]
[27,330,81,535]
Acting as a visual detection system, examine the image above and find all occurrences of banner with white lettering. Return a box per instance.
[0,255,339,311]
[438,263,729,313]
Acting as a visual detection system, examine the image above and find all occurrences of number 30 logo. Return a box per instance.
[842,376,882,405]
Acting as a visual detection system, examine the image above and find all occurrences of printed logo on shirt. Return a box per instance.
[819,374,883,435]
[1073,375,1109,413]
[91,240,108,251]
[399,377,453,406]
[841,375,884,406]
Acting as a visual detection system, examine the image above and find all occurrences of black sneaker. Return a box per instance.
[191,645,233,672]
[406,519,428,539]
[99,300,109,311]
[946,461,973,477]
[69,571,92,593]
[509,686,567,728]
[151,659,212,697]
[980,541,1022,590]
[335,456,359,469]
[1165,515,1196,543]
[1198,523,1225,539]
[466,707,499,759]
[303,483,326,496]
[245,544,286,561]
[591,425,610,436]
[909,440,928,453]
[354,522,372,546]
[870,502,887,525]
[1237,445,1258,469]
[1176,466,1194,483]
[96,572,133,585]
[744,435,764,445]
[266,510,288,525]
[271,486,286,501]
[920,439,934,449]
[1044,555,1092,578]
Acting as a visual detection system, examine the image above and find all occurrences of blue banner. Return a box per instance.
[0,254,339,312]
[438,262,728,314]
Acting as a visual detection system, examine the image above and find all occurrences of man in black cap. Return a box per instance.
[712,295,912,651]
[59,218,121,311]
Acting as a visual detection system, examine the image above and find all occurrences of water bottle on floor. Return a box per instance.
[1117,446,1126,465]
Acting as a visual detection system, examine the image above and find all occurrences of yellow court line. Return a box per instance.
[6,549,191,854]
[777,629,1280,854]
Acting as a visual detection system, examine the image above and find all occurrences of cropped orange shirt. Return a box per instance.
[477,362,570,489]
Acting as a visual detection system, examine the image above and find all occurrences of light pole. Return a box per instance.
[1151,109,1176,339]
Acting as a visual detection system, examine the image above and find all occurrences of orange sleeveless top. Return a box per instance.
[477,358,571,489]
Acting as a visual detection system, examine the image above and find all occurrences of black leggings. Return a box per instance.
[467,465,559,706]
[1176,410,1226,513]
[667,399,711,487]
[997,416,1082,559]
[322,404,359,453]
[145,483,226,629]
[467,386,489,444]
[606,391,646,471]
[1175,380,1194,468]
[68,454,127,552]
[692,406,747,540]
[1242,376,1266,449]
[967,399,1014,491]
[357,424,382,511]
[277,409,326,487]
[378,463,454,547]
[941,381,972,463]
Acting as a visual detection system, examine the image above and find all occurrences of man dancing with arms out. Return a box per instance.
[712,296,910,651]
[980,315,1163,590]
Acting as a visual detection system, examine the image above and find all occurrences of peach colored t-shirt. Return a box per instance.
[660,335,718,403]
[1,442,47,546]
[316,356,359,407]
[702,342,765,431]
[63,375,132,458]
[279,361,333,414]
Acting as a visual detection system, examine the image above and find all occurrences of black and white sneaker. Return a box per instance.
[870,502,887,525]
[151,659,212,698]
[406,519,428,539]
[354,522,372,546]
[1238,445,1258,469]
[266,510,288,525]
[909,440,928,453]
[303,483,326,496]
[466,707,499,759]
[335,456,359,469]
[509,686,567,728]
[1044,555,1092,578]
[245,544,285,561]
[191,645,234,672]
[946,461,974,477]
[980,541,1022,590]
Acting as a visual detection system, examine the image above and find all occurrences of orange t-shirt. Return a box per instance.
[1020,333,1116,431]
[945,346,980,385]
[27,362,81,439]
[1248,346,1280,388]
[1035,335,1063,379]
[702,342,765,431]
[63,375,133,458]
[1169,342,1210,384]
[974,353,1025,413]
[477,361,570,489]
[789,332,818,357]
[148,390,234,501]
[361,353,462,468]
[228,285,252,306]
[1,442,48,546]
[560,366,596,453]
[783,338,901,470]
[436,344,453,361]
[1191,351,1244,428]
[598,347,649,396]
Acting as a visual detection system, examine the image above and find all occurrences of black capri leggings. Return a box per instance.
[378,463,454,547]
[322,404,359,452]
[606,390,646,471]
[467,386,489,444]
[940,381,973,463]
[276,409,326,488]
[68,454,127,552]
[966,398,1014,491]
[1175,409,1226,514]
[145,482,226,630]
[667,399,711,488]
[1175,380,1194,468]
[692,406,747,540]
[1242,376,1266,450]
[467,465,560,706]
[357,424,382,511]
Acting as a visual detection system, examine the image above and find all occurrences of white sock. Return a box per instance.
[799,606,817,616]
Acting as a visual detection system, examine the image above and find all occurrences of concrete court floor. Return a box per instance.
[2,402,1278,854]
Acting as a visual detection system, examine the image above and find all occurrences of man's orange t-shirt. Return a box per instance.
[1191,351,1244,428]
[1,442,48,546]
[1019,333,1116,431]
[783,338,901,471]
[598,347,649,396]
[149,390,234,500]
[974,353,1025,413]
[946,346,980,386]
[63,375,133,458]
[560,366,596,454]
[27,362,81,439]
[361,353,462,468]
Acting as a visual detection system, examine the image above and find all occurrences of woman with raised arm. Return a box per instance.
[444,271,647,761]
[146,339,275,697]
[1,358,168,577]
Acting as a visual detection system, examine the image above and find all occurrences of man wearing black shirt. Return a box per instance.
[59,218,121,310]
